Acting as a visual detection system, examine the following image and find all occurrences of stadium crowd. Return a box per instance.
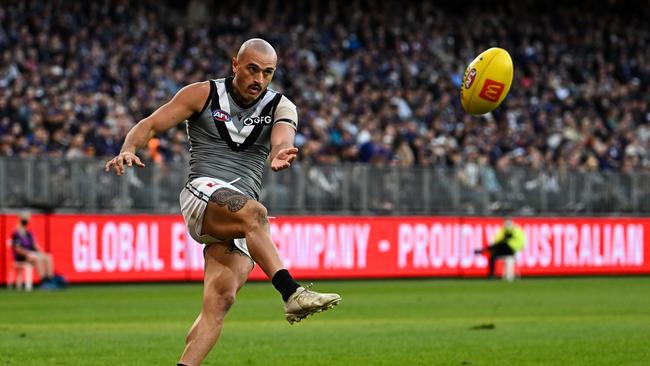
[1,0,649,174]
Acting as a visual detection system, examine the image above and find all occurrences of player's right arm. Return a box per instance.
[105,82,209,175]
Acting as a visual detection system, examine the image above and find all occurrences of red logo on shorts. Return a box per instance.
[478,79,506,102]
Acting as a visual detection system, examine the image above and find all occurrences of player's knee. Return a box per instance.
[204,291,236,316]
[241,201,268,232]
[203,281,237,313]
[216,292,236,313]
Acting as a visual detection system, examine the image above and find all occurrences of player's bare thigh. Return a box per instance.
[201,187,267,241]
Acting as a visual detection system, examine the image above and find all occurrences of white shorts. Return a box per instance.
[179,177,251,258]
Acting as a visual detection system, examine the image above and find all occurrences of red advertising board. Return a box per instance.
[270,216,649,278]
[1,214,649,284]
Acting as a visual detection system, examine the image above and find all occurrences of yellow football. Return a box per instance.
[460,47,513,115]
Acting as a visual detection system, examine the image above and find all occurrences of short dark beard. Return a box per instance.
[231,76,264,108]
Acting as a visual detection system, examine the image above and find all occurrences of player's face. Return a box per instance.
[232,50,276,103]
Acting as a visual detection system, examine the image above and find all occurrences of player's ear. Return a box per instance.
[232,57,238,74]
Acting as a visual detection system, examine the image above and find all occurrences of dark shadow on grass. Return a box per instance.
[469,323,495,330]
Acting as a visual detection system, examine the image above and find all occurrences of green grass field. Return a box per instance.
[1,277,649,366]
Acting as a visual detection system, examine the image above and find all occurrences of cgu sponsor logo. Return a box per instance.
[212,109,231,122]
[464,68,477,89]
[243,115,272,126]
[478,79,506,102]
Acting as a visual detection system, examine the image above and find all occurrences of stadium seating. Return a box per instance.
[0,0,648,174]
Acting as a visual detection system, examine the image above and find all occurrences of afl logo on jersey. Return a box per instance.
[243,116,273,126]
[212,109,231,122]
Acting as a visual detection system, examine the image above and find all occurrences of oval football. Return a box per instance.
[460,47,513,115]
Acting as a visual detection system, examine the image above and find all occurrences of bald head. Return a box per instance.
[237,38,277,62]
[231,38,278,104]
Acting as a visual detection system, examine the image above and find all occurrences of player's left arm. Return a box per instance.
[270,96,299,172]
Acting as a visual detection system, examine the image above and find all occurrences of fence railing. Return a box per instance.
[1,157,649,215]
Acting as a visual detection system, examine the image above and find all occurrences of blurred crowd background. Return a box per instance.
[1,0,649,176]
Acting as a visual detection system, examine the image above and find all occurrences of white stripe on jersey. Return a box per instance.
[216,80,240,142]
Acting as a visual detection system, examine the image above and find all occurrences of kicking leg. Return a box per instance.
[201,188,341,323]
[178,242,253,366]
[202,188,283,278]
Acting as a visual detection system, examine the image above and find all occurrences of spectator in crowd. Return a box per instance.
[0,0,648,176]
[10,212,66,289]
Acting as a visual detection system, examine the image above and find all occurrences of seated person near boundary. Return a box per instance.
[10,212,61,288]
[475,217,526,278]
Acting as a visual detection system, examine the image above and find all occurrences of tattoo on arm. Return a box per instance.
[209,188,249,212]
